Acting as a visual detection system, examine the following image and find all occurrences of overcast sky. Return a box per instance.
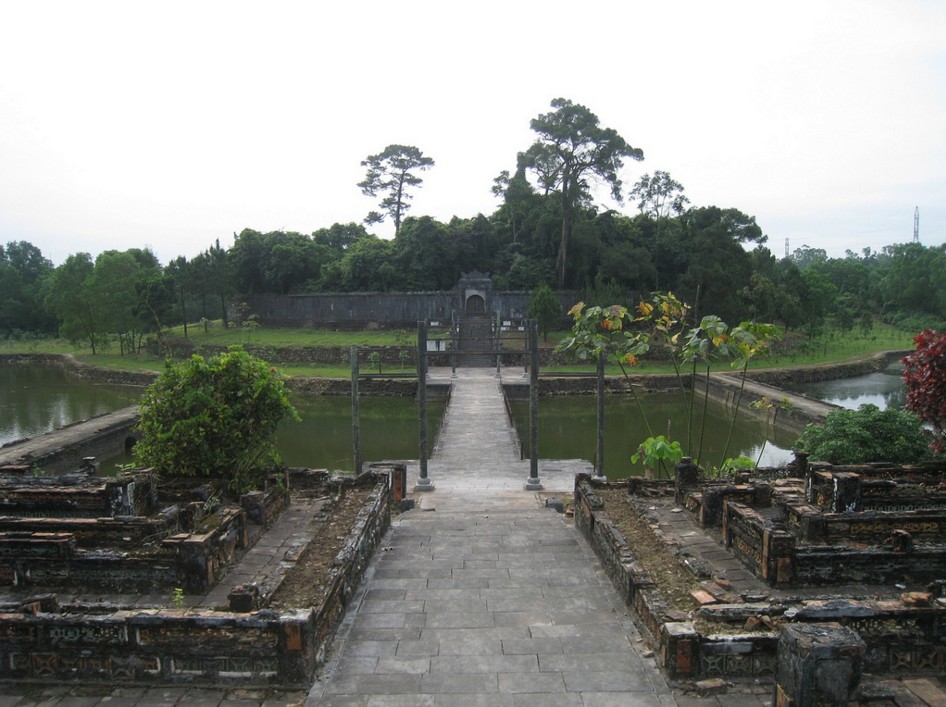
[1,1,944,267]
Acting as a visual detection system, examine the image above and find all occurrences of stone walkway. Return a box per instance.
[308,368,682,705]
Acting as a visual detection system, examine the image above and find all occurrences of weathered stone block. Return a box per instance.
[229,583,260,613]
[774,622,865,707]
[661,621,699,677]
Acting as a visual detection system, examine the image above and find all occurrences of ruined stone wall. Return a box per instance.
[0,605,316,687]
[0,471,394,688]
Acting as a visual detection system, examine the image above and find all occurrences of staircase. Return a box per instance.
[456,316,495,367]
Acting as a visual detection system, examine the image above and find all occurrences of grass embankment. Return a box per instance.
[1,322,916,379]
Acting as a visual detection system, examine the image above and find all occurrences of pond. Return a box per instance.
[0,364,441,474]
[791,363,905,411]
[1,362,906,479]
[508,391,797,479]
[0,364,142,445]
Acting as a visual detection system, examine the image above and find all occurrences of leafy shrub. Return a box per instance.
[793,404,932,465]
[134,346,299,493]
[902,328,946,454]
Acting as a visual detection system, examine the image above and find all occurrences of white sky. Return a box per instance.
[1,0,944,266]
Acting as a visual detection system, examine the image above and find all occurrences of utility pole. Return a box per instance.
[914,206,920,243]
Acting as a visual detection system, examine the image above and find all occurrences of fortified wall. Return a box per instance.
[229,271,578,329]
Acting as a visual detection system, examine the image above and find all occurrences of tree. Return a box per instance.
[134,346,299,493]
[630,171,689,219]
[194,239,233,326]
[45,253,98,352]
[165,256,192,336]
[519,98,643,288]
[0,241,55,335]
[528,284,562,342]
[393,216,454,290]
[677,207,766,323]
[791,245,828,271]
[902,328,946,455]
[88,251,142,354]
[358,144,435,237]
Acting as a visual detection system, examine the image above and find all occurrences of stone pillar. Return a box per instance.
[391,463,407,503]
[351,346,362,476]
[832,472,861,513]
[674,457,701,506]
[791,450,810,480]
[415,321,433,492]
[594,349,607,480]
[524,319,542,490]
[661,622,700,678]
[774,623,865,707]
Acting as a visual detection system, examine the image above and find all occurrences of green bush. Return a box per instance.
[793,404,933,465]
[134,346,299,493]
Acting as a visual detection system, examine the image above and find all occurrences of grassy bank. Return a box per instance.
[1,321,916,379]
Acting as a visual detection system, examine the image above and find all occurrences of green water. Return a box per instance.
[0,365,441,473]
[276,395,443,471]
[508,392,797,478]
[0,364,142,444]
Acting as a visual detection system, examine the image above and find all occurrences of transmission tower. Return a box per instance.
[914,206,920,243]
[785,238,789,258]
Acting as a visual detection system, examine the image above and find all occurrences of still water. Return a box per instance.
[509,392,797,479]
[0,365,441,473]
[791,363,905,410]
[0,365,141,445]
[1,362,907,478]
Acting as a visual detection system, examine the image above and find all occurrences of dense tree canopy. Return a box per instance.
[4,97,946,344]
[0,241,55,335]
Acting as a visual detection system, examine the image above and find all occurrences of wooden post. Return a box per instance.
[350,345,361,476]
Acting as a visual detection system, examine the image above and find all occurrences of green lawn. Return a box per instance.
[1,321,916,379]
[167,322,418,347]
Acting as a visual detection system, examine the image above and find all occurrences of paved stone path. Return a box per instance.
[307,369,679,705]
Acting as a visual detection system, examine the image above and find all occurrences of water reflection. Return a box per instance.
[791,363,905,410]
[276,395,443,471]
[0,365,441,474]
[508,392,796,479]
[5,362,905,479]
[0,365,141,446]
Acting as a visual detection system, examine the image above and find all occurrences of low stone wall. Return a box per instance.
[0,602,316,687]
[0,471,155,518]
[0,514,177,547]
[310,474,393,664]
[721,502,795,585]
[0,469,394,688]
[746,350,910,387]
[575,473,946,681]
[574,475,777,680]
[722,498,946,587]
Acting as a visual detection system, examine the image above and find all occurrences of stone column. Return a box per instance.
[674,457,701,506]
[774,622,865,707]
[415,321,433,492]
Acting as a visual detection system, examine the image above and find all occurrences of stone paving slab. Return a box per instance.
[309,505,676,704]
